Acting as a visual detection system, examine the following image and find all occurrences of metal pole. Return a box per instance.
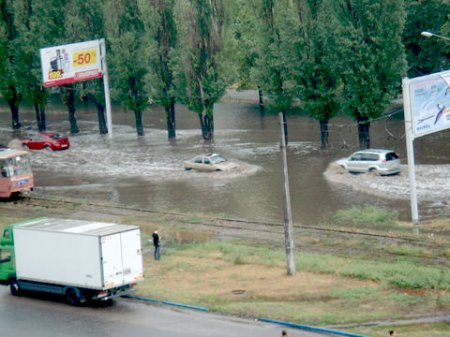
[279,112,296,275]
[100,38,113,137]
[402,78,419,224]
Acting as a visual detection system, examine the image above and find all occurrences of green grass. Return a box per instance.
[164,241,450,290]
[347,322,450,337]
[299,252,450,289]
[385,244,432,257]
[332,206,399,228]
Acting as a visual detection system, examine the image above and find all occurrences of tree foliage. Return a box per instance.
[174,0,232,141]
[62,0,106,134]
[0,0,23,129]
[283,0,341,148]
[12,0,69,131]
[251,0,294,114]
[332,0,407,148]
[139,0,178,139]
[104,0,149,136]
[0,0,445,148]
[403,0,450,78]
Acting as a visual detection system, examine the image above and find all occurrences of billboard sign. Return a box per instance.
[40,40,103,87]
[406,70,450,138]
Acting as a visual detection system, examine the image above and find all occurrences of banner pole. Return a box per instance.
[402,77,419,224]
[100,38,113,137]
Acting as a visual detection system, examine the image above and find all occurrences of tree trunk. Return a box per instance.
[258,86,264,112]
[281,110,288,145]
[7,97,21,130]
[5,86,22,130]
[96,102,108,135]
[85,93,107,134]
[134,110,144,136]
[34,102,46,132]
[199,112,214,141]
[357,118,370,149]
[166,100,176,139]
[319,119,329,149]
[66,86,79,134]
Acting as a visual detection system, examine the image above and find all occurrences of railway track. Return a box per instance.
[16,193,438,245]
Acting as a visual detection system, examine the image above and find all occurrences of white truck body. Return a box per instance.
[13,218,144,290]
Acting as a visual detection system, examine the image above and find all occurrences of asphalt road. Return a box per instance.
[0,287,322,337]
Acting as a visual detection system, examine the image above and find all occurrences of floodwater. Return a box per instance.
[0,92,449,225]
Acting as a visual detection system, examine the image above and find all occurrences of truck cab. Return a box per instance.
[0,225,16,285]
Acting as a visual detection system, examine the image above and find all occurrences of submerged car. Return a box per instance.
[336,149,401,176]
[184,153,238,172]
[21,132,70,151]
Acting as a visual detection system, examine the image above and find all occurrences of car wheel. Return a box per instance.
[44,145,53,151]
[369,168,379,176]
[22,144,29,150]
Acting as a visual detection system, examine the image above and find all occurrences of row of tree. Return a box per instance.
[0,0,449,148]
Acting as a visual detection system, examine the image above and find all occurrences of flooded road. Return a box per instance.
[0,94,449,225]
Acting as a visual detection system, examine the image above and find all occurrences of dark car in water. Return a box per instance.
[21,132,70,151]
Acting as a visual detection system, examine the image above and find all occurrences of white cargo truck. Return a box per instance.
[0,217,144,305]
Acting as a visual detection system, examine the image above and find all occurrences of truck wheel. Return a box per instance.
[66,289,80,306]
[10,281,21,296]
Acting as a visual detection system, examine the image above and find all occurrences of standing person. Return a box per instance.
[389,330,396,337]
[281,330,288,337]
[152,230,161,260]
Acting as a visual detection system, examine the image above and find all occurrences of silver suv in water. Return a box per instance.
[336,149,401,176]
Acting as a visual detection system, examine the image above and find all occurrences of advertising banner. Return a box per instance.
[40,40,103,87]
[407,70,450,138]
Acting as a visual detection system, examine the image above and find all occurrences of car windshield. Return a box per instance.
[50,134,62,140]
[210,155,226,164]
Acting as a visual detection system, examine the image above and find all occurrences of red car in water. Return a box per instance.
[21,132,70,151]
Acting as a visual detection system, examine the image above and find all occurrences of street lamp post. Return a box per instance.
[421,31,450,42]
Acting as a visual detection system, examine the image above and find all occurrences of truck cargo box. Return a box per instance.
[13,218,144,290]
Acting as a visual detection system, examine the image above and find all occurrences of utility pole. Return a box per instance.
[279,112,296,275]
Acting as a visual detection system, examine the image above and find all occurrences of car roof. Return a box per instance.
[195,153,221,158]
[354,149,395,154]
[39,132,60,136]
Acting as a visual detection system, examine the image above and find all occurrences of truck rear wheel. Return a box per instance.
[66,288,80,306]
[10,281,21,296]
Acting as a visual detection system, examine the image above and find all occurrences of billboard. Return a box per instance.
[40,40,103,87]
[406,70,450,138]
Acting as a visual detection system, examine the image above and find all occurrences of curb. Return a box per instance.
[122,294,369,337]
[258,318,369,337]
[121,294,209,312]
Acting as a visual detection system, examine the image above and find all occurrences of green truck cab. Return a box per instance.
[0,225,16,287]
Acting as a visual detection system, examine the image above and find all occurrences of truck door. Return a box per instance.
[100,234,124,289]
[120,230,143,284]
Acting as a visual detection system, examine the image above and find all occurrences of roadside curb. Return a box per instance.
[258,318,369,337]
[122,294,368,337]
[121,294,209,312]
